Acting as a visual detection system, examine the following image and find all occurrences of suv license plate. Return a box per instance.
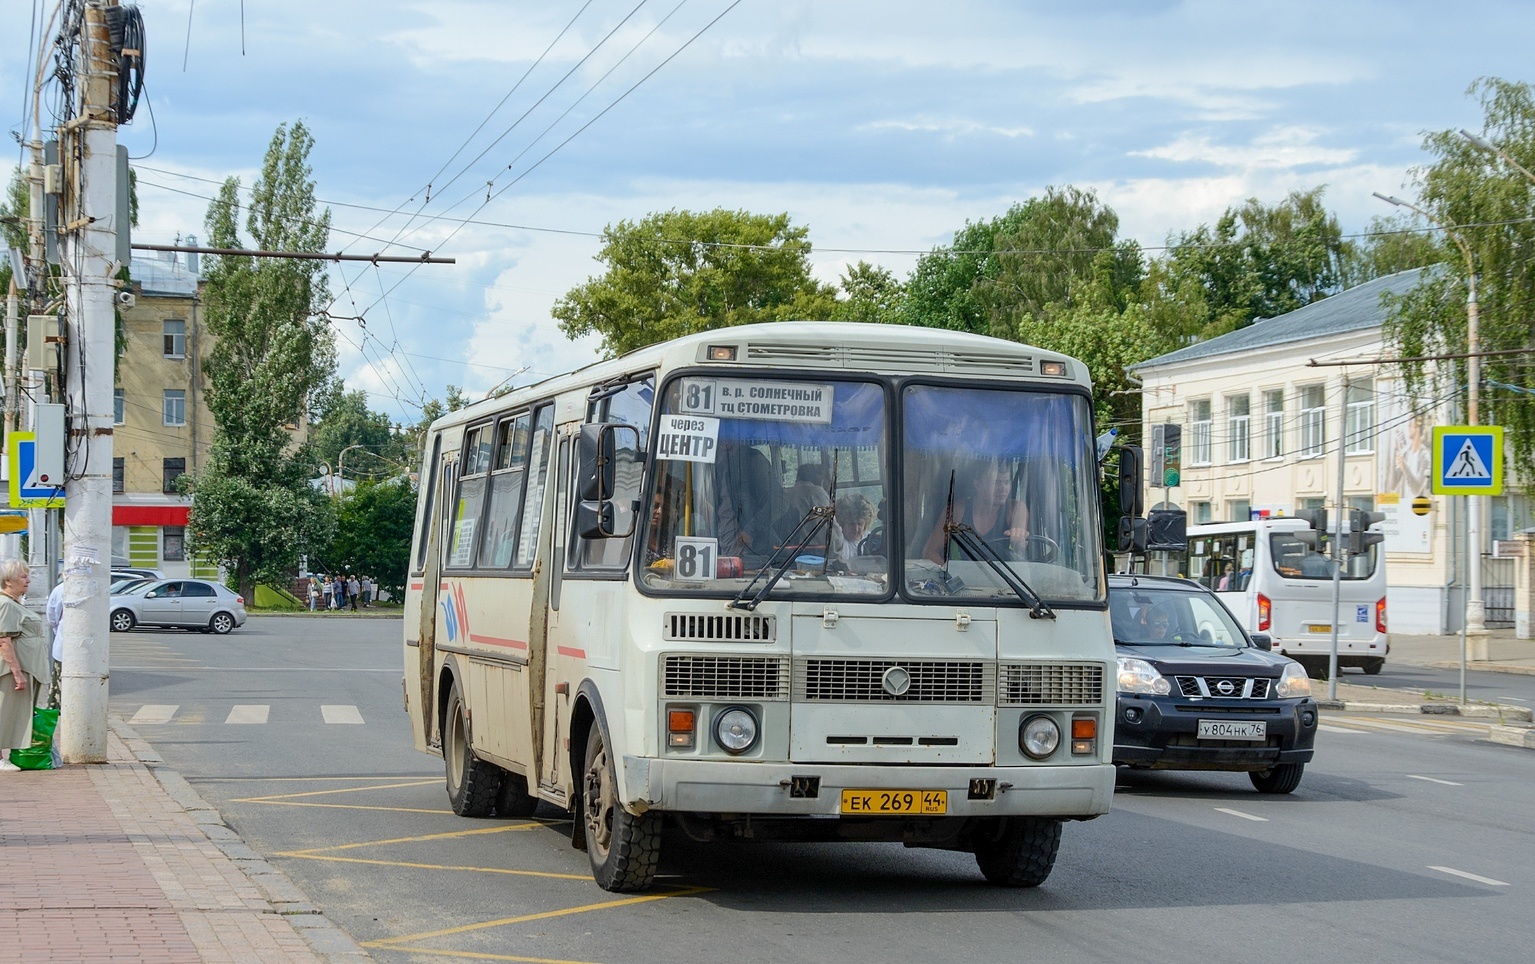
[1199,720,1266,741]
[840,789,947,815]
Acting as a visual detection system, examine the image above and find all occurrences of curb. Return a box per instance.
[1317,699,1532,722]
[1489,724,1535,749]
[1423,660,1535,677]
[110,718,372,961]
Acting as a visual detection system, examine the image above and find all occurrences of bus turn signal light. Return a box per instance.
[1071,717,1097,755]
[668,708,696,748]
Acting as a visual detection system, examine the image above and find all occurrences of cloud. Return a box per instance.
[1132,126,1360,170]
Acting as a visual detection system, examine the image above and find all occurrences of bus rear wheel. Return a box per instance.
[582,725,660,892]
[973,816,1062,887]
[444,682,501,818]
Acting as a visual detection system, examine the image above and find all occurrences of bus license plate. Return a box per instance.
[1308,624,1332,634]
[1198,720,1266,741]
[840,789,948,815]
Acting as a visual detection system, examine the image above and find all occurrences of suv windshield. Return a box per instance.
[1111,584,1248,648]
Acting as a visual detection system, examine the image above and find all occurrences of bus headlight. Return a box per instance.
[713,707,759,754]
[1019,715,1061,759]
[1274,662,1312,699]
[1117,656,1171,695]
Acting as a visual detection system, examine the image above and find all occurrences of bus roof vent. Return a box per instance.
[664,612,777,643]
[742,342,1036,376]
[744,343,840,366]
[945,349,1035,376]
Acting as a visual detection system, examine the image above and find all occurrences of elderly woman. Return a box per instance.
[0,559,48,772]
[833,492,877,558]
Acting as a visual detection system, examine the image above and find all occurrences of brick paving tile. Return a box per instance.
[0,731,357,962]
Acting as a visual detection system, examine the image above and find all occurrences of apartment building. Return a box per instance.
[1129,268,1527,634]
[113,248,216,577]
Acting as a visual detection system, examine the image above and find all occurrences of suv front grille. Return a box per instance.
[1175,676,1272,699]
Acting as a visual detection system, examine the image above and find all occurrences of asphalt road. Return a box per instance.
[108,615,1534,964]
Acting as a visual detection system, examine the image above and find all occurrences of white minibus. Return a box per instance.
[1185,517,1388,678]
[405,322,1116,892]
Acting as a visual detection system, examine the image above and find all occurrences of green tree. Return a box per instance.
[553,208,839,356]
[186,121,337,598]
[310,385,406,481]
[830,260,905,323]
[320,479,416,600]
[1383,77,1535,478]
[899,205,1034,333]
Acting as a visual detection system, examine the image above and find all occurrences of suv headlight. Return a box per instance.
[1117,657,1171,695]
[1274,662,1312,699]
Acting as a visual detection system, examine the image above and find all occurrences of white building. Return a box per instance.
[1129,268,1527,634]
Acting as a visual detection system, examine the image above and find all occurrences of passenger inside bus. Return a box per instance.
[713,444,782,566]
[921,460,1030,563]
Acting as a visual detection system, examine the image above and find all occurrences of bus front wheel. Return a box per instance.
[973,816,1062,887]
[582,725,660,892]
[444,682,501,818]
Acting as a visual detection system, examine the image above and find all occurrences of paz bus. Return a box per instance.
[404,322,1115,892]
[1185,517,1389,678]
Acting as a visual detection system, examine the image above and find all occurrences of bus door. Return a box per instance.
[414,441,452,748]
[537,428,578,797]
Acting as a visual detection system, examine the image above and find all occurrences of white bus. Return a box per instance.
[1185,517,1389,678]
[405,322,1115,892]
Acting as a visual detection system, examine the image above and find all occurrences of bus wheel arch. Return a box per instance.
[567,682,604,851]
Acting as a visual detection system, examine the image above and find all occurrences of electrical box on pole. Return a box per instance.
[33,403,65,485]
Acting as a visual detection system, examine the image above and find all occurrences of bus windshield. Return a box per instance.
[642,376,891,596]
[901,384,1103,603]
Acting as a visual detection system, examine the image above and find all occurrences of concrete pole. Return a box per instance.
[58,2,119,764]
[2,282,17,562]
[1464,276,1489,650]
[1328,372,1348,700]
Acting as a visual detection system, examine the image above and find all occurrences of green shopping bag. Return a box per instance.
[9,707,59,770]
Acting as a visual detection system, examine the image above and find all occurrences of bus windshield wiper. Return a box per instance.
[728,505,834,611]
[946,524,1057,620]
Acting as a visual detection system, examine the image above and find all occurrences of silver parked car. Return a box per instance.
[108,579,248,634]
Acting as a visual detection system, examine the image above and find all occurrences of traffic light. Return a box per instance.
[1348,509,1386,555]
[1293,508,1327,548]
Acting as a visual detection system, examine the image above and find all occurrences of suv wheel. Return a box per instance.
[1250,762,1304,794]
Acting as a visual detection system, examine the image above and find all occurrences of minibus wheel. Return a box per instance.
[582,725,660,891]
[445,681,502,818]
[496,772,540,819]
[973,816,1062,887]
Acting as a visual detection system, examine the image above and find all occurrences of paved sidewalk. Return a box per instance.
[0,721,368,963]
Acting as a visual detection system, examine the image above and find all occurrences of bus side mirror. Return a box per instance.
[578,423,639,502]
[1117,445,1144,518]
[1250,633,1273,651]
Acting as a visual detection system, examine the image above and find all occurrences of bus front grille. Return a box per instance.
[664,612,777,642]
[998,663,1105,706]
[662,655,789,700]
[794,660,993,703]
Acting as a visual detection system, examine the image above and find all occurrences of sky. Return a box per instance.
[5,0,1535,426]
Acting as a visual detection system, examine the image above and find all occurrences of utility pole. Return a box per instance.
[57,1,121,763]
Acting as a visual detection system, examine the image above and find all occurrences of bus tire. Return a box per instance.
[1362,658,1384,675]
[973,816,1062,887]
[444,682,502,818]
[582,724,660,892]
[496,771,541,819]
[1304,660,1329,681]
[1250,762,1304,794]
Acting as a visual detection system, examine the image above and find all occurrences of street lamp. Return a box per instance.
[1373,191,1486,636]
[336,444,365,500]
[1460,128,1535,185]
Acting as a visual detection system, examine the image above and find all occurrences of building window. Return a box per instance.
[114,388,125,425]
[163,458,186,493]
[163,526,186,562]
[1227,394,1250,463]
[1229,499,1251,522]
[1299,385,1326,457]
[113,457,124,493]
[1345,379,1375,453]
[1192,501,1212,524]
[163,389,186,426]
[1190,399,1212,465]
[1264,389,1284,459]
[164,319,186,358]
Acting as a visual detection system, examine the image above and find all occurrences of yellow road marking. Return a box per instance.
[365,946,600,963]
[280,853,592,880]
[367,886,712,946]
[232,778,443,802]
[235,801,453,815]
[277,822,556,857]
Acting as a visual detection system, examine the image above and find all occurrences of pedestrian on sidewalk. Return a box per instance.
[0,559,48,772]
[347,574,360,612]
[46,575,64,710]
[308,576,320,612]
[323,575,335,611]
[360,575,372,608]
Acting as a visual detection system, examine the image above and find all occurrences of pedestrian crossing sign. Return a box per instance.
[1432,426,1503,496]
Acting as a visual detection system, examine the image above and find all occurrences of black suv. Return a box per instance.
[1109,574,1318,793]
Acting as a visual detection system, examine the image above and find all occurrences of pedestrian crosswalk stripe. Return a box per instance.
[322,705,365,725]
[129,704,179,725]
[226,705,270,724]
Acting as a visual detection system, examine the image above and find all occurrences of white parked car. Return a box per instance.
[109,579,248,634]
